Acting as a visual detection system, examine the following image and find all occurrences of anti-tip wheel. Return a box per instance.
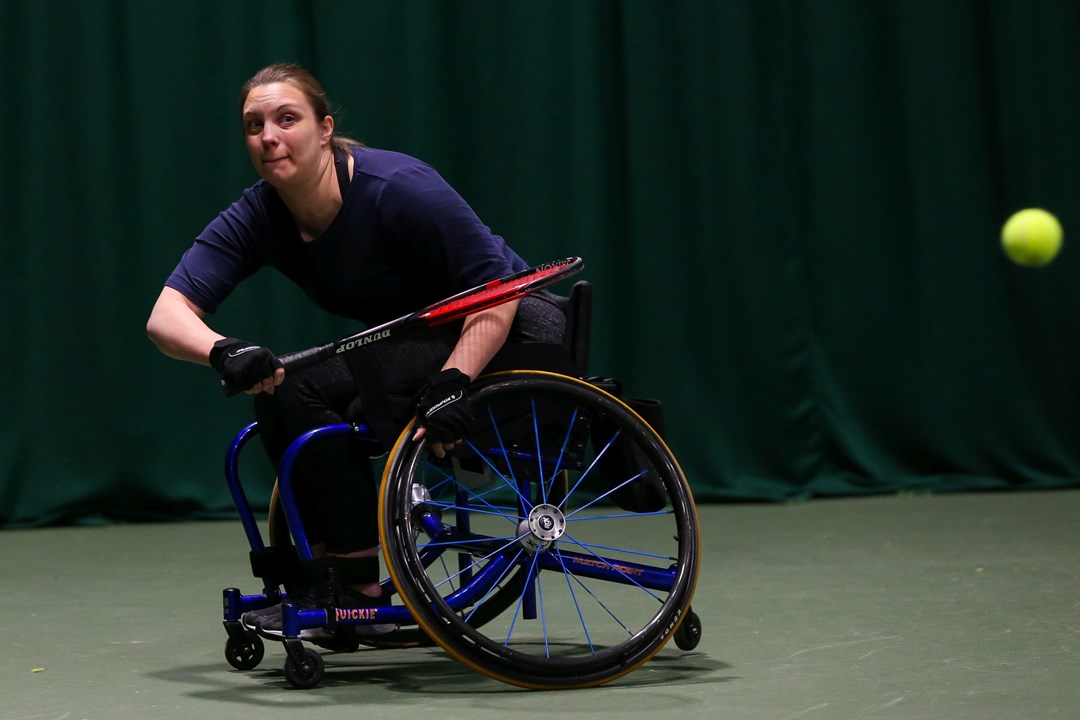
[224,635,265,670]
[674,607,702,651]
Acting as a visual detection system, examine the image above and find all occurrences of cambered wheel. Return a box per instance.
[380,371,700,689]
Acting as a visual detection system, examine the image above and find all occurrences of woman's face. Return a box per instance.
[241,81,333,189]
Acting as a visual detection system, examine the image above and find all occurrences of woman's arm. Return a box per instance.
[442,299,520,379]
[147,286,283,394]
[146,286,223,364]
[412,299,519,455]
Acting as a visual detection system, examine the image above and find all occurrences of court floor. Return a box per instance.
[2,489,1077,719]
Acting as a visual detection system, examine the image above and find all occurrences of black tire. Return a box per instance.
[283,647,325,689]
[224,635,265,670]
[674,607,702,650]
[380,371,700,689]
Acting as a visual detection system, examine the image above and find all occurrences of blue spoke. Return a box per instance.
[505,550,544,647]
[461,409,533,514]
[532,397,546,503]
[554,548,595,652]
[427,500,519,520]
[430,470,523,529]
[563,468,652,521]
[463,547,527,625]
[561,536,673,563]
[437,554,455,594]
[559,428,621,511]
[555,533,665,602]
[553,547,632,639]
[418,534,518,550]
[567,508,671,522]
[542,405,580,502]
[429,534,525,593]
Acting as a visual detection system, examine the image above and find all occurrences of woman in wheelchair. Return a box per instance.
[146,63,568,635]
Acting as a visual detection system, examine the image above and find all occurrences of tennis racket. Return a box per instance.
[221,256,583,396]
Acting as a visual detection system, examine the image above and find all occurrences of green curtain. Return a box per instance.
[2,0,1078,527]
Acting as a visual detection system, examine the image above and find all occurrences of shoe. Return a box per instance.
[240,603,283,632]
[258,591,320,633]
[244,588,396,640]
[334,586,397,637]
[246,591,335,641]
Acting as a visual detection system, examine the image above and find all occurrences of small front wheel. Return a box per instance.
[283,647,325,689]
[224,635,265,670]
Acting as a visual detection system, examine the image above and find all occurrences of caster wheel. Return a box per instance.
[224,635,265,670]
[674,608,702,651]
[283,647,325,689]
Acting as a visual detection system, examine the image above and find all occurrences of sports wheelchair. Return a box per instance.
[220,282,702,689]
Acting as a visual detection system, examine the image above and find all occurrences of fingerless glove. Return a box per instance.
[415,368,473,442]
[209,337,282,392]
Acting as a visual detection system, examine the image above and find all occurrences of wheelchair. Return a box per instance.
[220,282,703,689]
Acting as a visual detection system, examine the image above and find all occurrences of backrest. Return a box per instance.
[482,280,592,378]
[562,280,592,376]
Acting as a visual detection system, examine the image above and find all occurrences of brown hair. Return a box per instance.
[240,63,362,149]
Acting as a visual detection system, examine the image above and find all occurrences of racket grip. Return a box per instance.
[218,343,334,397]
[279,343,334,371]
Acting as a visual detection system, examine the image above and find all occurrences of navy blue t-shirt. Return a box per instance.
[166,146,527,326]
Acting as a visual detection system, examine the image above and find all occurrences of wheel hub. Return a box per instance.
[517,503,566,552]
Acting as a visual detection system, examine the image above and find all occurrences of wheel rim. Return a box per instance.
[380,372,700,688]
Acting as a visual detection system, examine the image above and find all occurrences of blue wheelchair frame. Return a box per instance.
[218,280,700,688]
[222,415,683,641]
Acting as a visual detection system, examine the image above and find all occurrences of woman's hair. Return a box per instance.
[240,63,362,149]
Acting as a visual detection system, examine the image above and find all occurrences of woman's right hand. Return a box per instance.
[209,338,285,394]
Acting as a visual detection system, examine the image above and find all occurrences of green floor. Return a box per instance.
[2,490,1078,719]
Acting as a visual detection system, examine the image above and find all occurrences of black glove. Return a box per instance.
[415,369,473,442]
[209,337,283,393]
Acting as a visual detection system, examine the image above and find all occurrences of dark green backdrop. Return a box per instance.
[2,0,1078,527]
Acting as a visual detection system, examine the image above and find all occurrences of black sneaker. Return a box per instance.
[240,603,282,633]
[335,587,397,637]
[246,591,337,642]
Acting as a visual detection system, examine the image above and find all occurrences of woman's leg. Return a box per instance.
[253,356,380,599]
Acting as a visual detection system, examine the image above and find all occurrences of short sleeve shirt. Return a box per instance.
[165,146,527,326]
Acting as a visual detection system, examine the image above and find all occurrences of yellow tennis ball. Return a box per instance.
[1001,208,1063,267]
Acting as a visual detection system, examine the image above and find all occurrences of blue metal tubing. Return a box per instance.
[455,488,473,583]
[223,587,290,621]
[275,423,358,562]
[224,422,265,552]
[390,541,673,619]
[535,549,676,592]
[416,526,677,597]
[280,602,415,637]
[518,475,538,620]
[228,417,677,638]
[435,552,516,611]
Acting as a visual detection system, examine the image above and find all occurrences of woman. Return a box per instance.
[146,64,567,636]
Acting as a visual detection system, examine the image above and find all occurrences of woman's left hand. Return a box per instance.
[413,368,473,457]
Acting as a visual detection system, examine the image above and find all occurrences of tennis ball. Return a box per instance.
[1001,208,1063,267]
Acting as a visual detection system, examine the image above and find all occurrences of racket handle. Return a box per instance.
[279,343,334,371]
[219,343,334,397]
